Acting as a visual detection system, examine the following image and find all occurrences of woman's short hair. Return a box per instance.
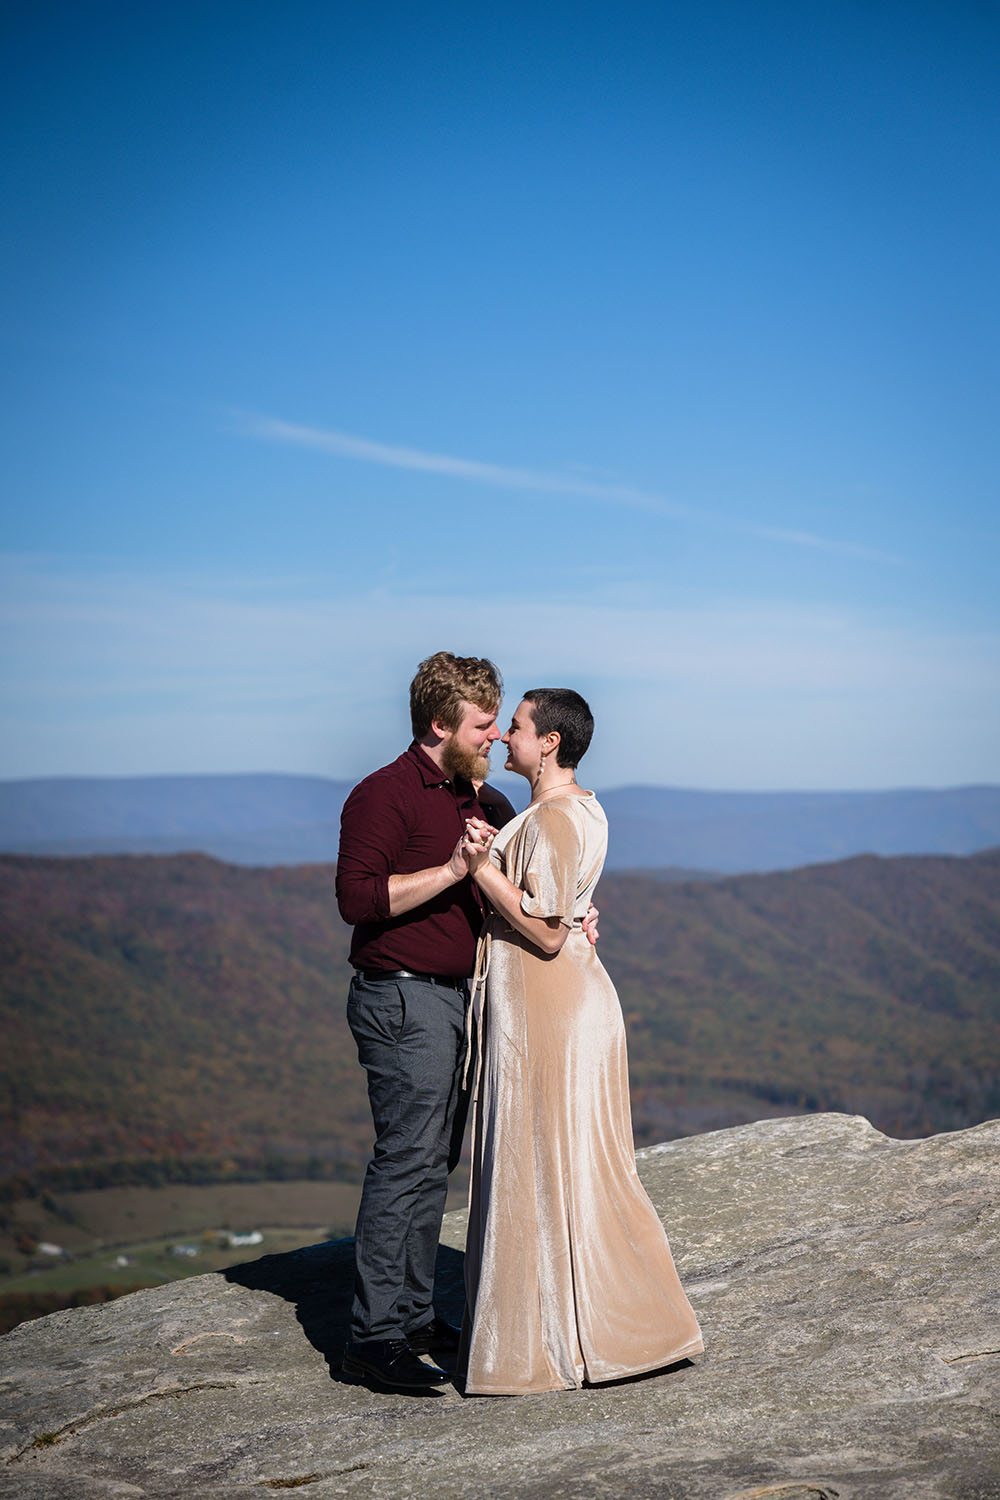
[522,688,594,769]
[410,652,503,738]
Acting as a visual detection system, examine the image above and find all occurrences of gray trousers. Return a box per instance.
[347,971,469,1344]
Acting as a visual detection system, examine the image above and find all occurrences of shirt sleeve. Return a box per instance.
[335,774,410,926]
[518,804,581,926]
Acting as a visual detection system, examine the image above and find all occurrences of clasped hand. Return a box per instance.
[449,820,599,947]
[447,817,496,880]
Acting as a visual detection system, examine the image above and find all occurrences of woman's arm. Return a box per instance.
[463,820,568,955]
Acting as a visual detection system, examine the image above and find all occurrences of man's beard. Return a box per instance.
[442,738,491,783]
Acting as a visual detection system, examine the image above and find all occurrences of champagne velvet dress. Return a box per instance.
[462,792,703,1396]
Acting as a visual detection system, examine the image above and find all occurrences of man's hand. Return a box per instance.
[447,831,470,882]
[462,816,495,876]
[582,902,599,946]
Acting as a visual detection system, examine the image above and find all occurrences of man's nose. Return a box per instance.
[488,725,501,741]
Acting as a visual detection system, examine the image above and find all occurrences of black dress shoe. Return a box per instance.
[406,1317,462,1355]
[341,1338,450,1390]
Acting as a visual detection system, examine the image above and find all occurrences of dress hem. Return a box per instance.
[464,1335,705,1396]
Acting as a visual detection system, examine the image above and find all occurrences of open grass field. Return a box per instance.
[0,1180,359,1314]
[1,1226,326,1296]
[2,1178,365,1268]
[0,1177,468,1318]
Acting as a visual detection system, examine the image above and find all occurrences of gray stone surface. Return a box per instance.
[1,1113,998,1499]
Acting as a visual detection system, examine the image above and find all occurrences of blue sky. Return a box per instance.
[2,0,998,789]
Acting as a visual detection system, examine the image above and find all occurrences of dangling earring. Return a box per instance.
[538,749,548,780]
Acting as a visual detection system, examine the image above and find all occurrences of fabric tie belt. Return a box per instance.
[461,926,492,1092]
[356,968,467,991]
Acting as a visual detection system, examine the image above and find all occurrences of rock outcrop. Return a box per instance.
[1,1113,998,1499]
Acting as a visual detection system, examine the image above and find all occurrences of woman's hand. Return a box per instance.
[582,902,599,946]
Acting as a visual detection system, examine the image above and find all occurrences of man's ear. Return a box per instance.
[429,718,452,743]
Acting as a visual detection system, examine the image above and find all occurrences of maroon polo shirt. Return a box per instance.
[335,742,516,978]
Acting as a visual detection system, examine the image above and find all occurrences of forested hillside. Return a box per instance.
[599,849,1000,1142]
[1,856,359,1186]
[2,849,998,1192]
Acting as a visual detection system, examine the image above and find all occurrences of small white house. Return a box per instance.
[37,1242,65,1257]
[226,1230,263,1248]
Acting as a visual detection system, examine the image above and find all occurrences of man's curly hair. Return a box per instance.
[409,652,503,738]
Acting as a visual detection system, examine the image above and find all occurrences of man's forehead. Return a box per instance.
[460,698,500,722]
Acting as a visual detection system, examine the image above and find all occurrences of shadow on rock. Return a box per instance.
[224,1236,467,1389]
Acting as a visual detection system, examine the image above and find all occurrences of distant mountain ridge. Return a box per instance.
[599,783,1000,872]
[2,774,1000,873]
[0,774,354,866]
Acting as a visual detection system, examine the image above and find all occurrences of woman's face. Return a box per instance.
[501,699,544,779]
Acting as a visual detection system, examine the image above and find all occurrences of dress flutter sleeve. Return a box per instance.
[517,803,582,925]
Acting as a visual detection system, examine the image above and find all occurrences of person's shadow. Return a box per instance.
[224,1237,466,1394]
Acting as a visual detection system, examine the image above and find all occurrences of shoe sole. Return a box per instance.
[341,1356,450,1390]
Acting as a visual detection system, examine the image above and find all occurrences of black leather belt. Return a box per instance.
[356,968,467,991]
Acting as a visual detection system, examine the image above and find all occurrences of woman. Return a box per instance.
[458,688,703,1396]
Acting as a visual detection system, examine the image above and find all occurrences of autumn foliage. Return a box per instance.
[2,849,998,1194]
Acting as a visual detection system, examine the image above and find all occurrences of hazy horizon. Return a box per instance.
[2,768,999,798]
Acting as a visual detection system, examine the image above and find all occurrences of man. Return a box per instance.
[335,652,515,1390]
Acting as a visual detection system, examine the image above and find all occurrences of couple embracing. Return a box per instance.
[335,652,702,1395]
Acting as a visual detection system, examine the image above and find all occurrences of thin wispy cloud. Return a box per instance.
[234,412,901,563]
[747,525,902,564]
[234,413,688,517]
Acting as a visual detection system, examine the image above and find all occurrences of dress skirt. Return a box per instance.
[461,795,703,1396]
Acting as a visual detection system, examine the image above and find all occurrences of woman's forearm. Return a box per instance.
[474,862,567,954]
